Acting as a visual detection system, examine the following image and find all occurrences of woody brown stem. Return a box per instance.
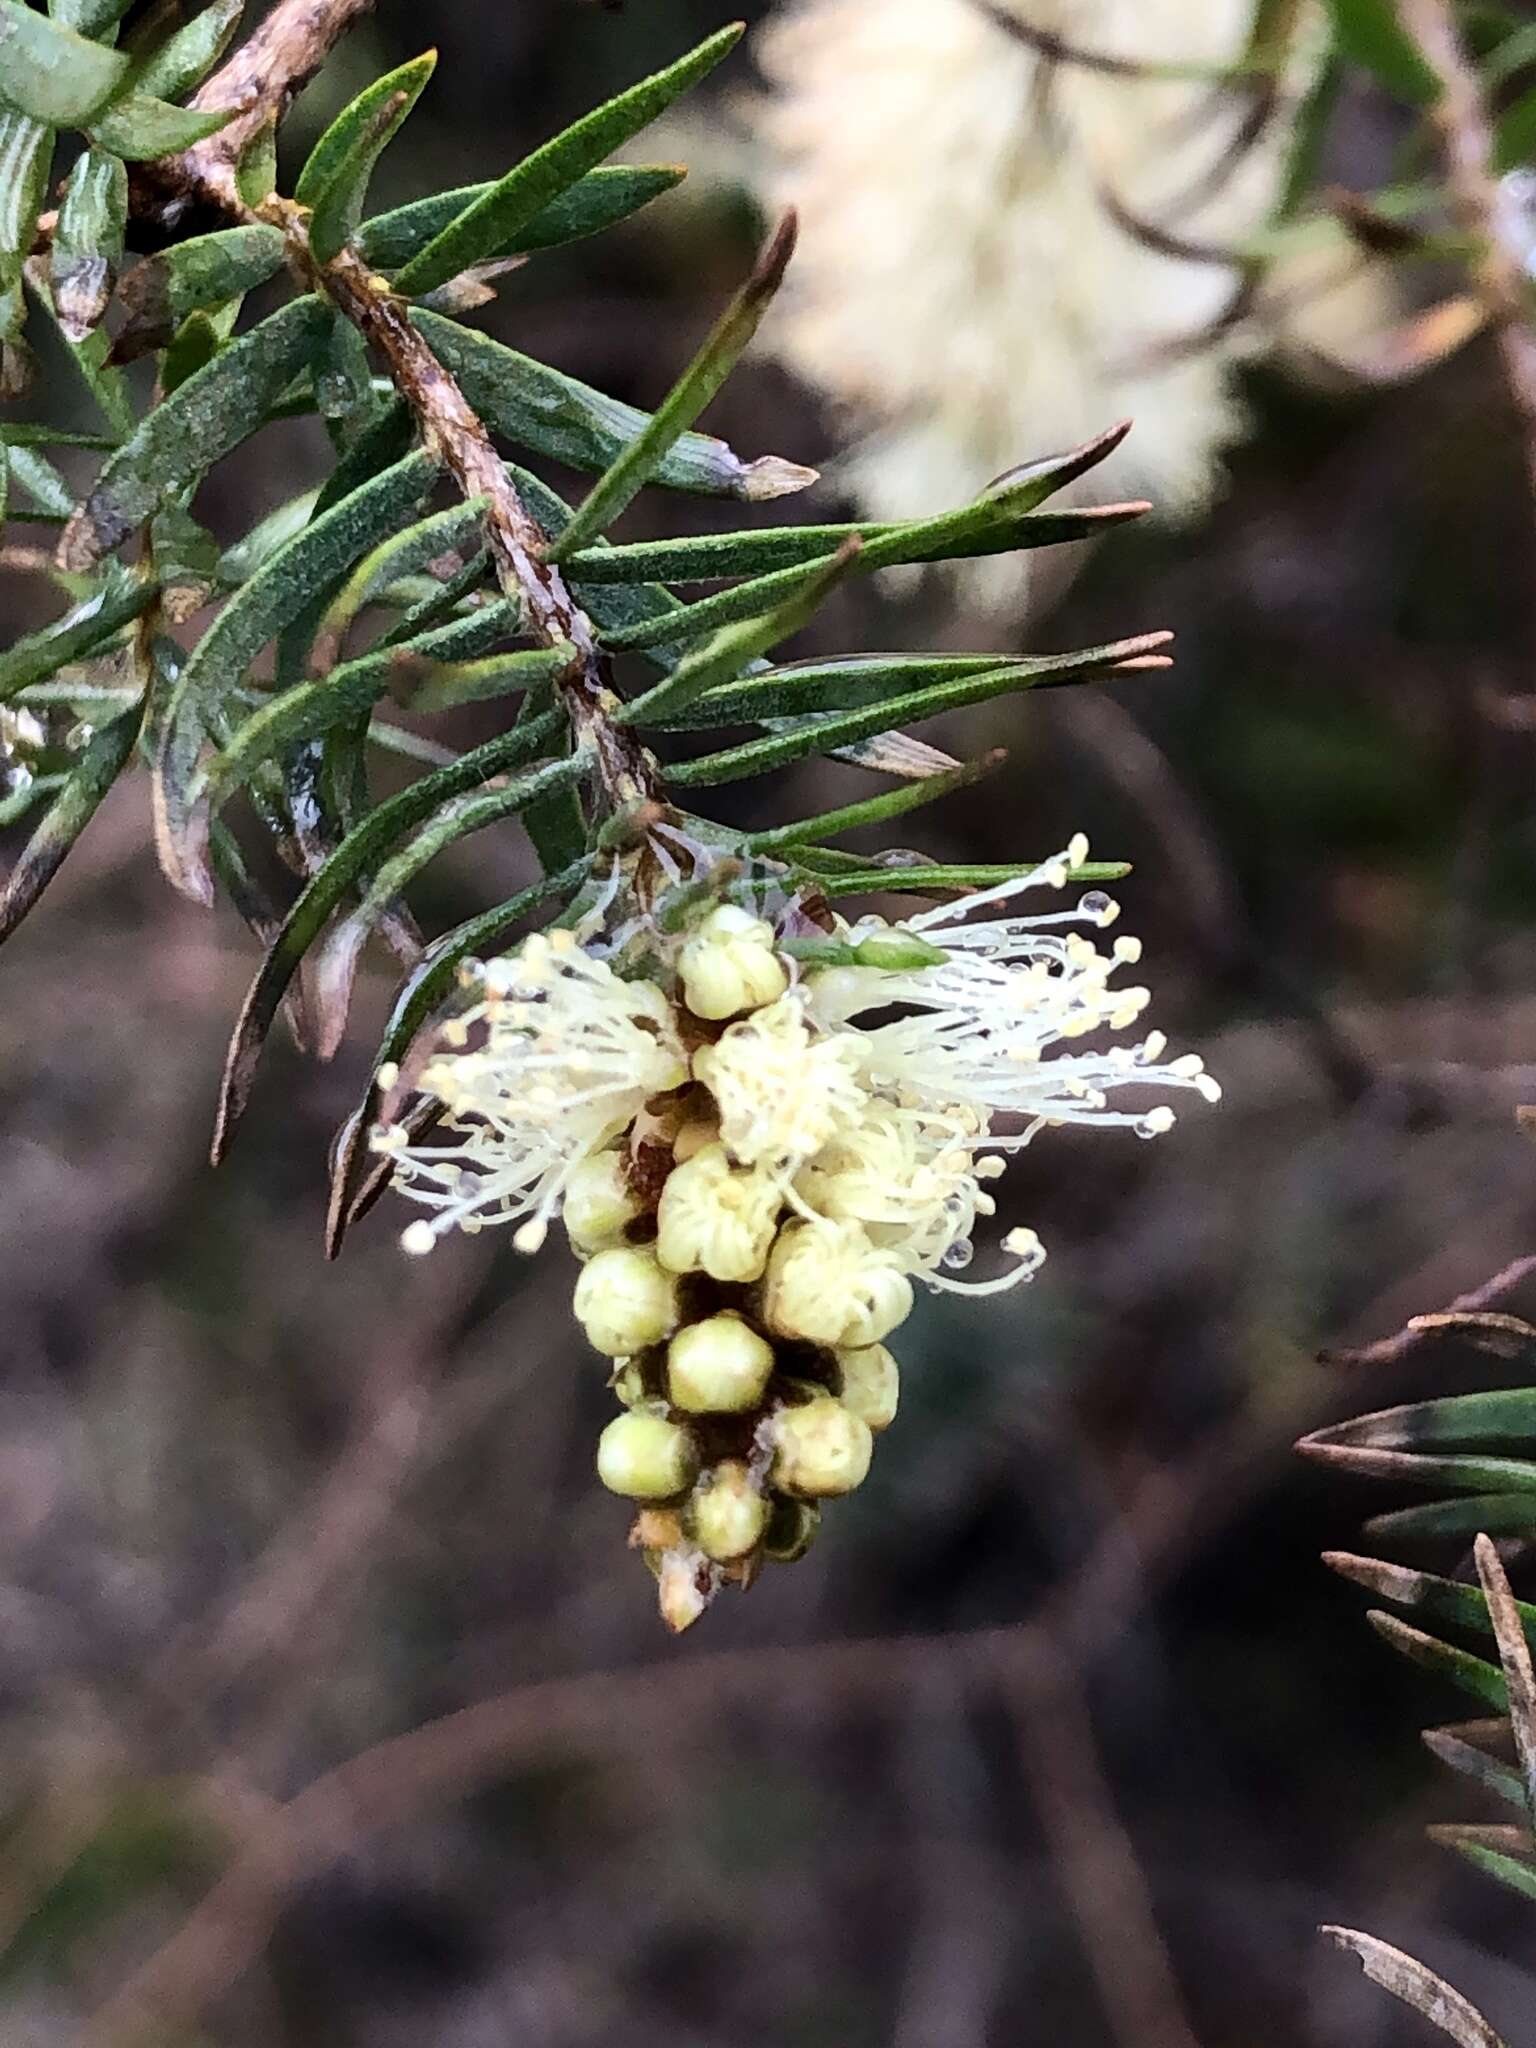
[135,0,662,813]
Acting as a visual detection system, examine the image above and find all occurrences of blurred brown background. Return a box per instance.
[5,2,1536,2042]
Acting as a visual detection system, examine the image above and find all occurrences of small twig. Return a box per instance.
[1398,0,1536,498]
[1318,1253,1536,1368]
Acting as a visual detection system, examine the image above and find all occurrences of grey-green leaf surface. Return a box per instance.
[805,860,1131,899]
[153,450,441,901]
[745,753,1004,852]
[0,108,54,292]
[0,1,128,125]
[413,308,815,501]
[60,296,333,569]
[300,52,437,265]
[112,225,287,360]
[202,602,522,807]
[392,24,742,296]
[51,146,124,343]
[311,763,583,1055]
[87,90,231,158]
[213,710,569,1160]
[132,0,241,102]
[48,0,132,37]
[1301,1388,1536,1452]
[356,164,684,273]
[0,702,138,942]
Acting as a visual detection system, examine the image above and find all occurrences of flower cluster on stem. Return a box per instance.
[374,842,1218,1630]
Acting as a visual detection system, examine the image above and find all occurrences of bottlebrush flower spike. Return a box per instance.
[375,847,1218,1631]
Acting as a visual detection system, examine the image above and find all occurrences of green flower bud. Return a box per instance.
[667,1312,775,1414]
[562,1151,642,1253]
[835,1342,900,1432]
[679,904,789,1021]
[596,1412,699,1500]
[687,1459,771,1562]
[573,1246,680,1356]
[762,1493,820,1562]
[769,1395,873,1499]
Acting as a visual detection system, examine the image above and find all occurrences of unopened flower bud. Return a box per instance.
[655,1142,782,1283]
[633,1507,685,1551]
[574,1246,680,1356]
[597,1411,699,1500]
[679,904,788,1021]
[835,1343,900,1432]
[763,1219,913,1349]
[562,1151,642,1253]
[667,1312,775,1414]
[687,1460,771,1562]
[769,1395,873,1498]
[762,1493,820,1562]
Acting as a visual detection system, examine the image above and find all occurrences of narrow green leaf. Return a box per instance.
[376,549,492,648]
[209,817,314,1050]
[357,163,684,272]
[0,423,115,450]
[599,496,1149,651]
[0,702,137,942]
[1326,1551,1536,1654]
[0,577,154,703]
[406,643,574,714]
[50,145,124,343]
[300,53,437,266]
[393,24,742,297]
[1324,0,1437,100]
[554,211,797,559]
[0,1,129,125]
[745,752,1005,852]
[1434,1833,1536,1910]
[87,91,232,159]
[322,499,490,646]
[653,653,1014,730]
[1496,80,1536,171]
[562,502,1141,587]
[669,636,1173,786]
[323,860,588,1255]
[0,107,54,292]
[60,296,332,569]
[153,450,441,900]
[5,442,74,516]
[806,859,1131,899]
[202,602,522,806]
[1365,1495,1536,1545]
[212,709,568,1160]
[311,758,586,1055]
[620,536,859,728]
[1423,1725,1527,1811]
[112,225,287,361]
[159,308,221,393]
[132,0,241,102]
[1368,1611,1510,1712]
[413,307,817,502]
[1304,1388,1536,1452]
[217,488,322,586]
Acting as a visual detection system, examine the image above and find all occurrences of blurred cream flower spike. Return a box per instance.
[754,0,1322,611]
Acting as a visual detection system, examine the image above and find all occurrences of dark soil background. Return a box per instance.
[4,3,1536,2043]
